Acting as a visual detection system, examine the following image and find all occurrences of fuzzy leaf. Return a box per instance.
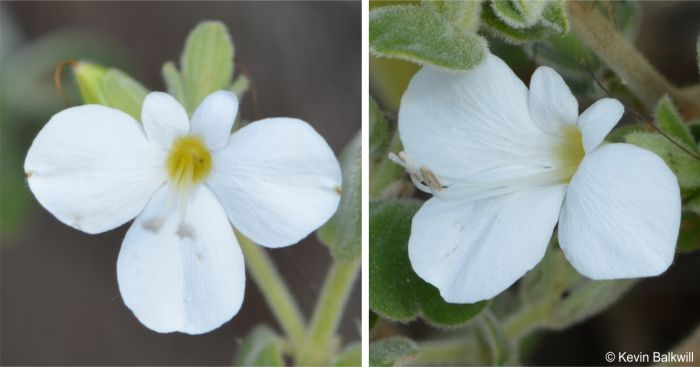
[332,342,361,367]
[99,69,148,120]
[678,210,700,252]
[318,132,361,261]
[423,0,483,32]
[491,0,546,29]
[370,5,488,71]
[181,21,234,111]
[369,336,418,367]
[369,200,487,326]
[162,61,187,106]
[234,326,285,367]
[625,132,700,190]
[656,95,695,147]
[370,96,392,162]
[482,0,567,44]
[539,0,568,33]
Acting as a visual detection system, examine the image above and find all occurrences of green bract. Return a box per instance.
[73,62,148,120]
[625,137,700,191]
[481,0,567,44]
[370,3,488,71]
[370,200,487,327]
[318,132,361,261]
[369,336,418,367]
[162,21,235,113]
[234,326,285,366]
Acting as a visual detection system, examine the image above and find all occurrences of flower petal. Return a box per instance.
[141,92,190,149]
[399,54,562,187]
[207,117,341,248]
[190,91,239,151]
[577,98,624,152]
[409,185,566,303]
[559,143,680,279]
[528,66,578,132]
[24,105,166,234]
[117,184,245,334]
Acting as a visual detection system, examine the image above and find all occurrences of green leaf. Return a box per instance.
[370,4,488,71]
[369,311,379,332]
[491,0,547,29]
[99,69,148,120]
[423,0,484,32]
[687,194,700,215]
[162,61,187,106]
[332,342,361,367]
[539,0,568,34]
[181,20,234,111]
[369,336,418,367]
[73,62,108,104]
[234,326,285,367]
[678,210,700,252]
[656,95,695,147]
[370,199,487,326]
[625,132,700,190]
[370,96,392,164]
[481,0,567,44]
[318,132,361,261]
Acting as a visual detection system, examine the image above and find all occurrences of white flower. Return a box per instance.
[397,54,681,304]
[25,90,341,333]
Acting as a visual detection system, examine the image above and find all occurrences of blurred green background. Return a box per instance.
[0,1,360,365]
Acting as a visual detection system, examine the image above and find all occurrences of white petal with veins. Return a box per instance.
[577,98,624,152]
[117,184,245,334]
[409,185,566,303]
[400,55,562,188]
[25,105,166,234]
[528,66,579,132]
[559,143,680,279]
[142,92,190,149]
[207,117,341,248]
[190,91,239,151]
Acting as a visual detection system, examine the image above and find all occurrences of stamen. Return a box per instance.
[389,151,443,193]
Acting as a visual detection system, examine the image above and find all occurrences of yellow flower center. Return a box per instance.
[553,125,585,183]
[166,135,212,186]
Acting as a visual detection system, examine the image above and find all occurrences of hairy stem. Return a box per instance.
[237,233,306,344]
[296,259,360,366]
[503,304,549,340]
[567,1,700,119]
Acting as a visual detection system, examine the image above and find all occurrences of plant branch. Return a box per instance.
[567,1,700,119]
[237,232,306,344]
[295,259,360,366]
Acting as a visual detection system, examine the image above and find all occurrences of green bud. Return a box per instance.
[73,61,108,104]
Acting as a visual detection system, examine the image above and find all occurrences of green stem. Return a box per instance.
[295,259,360,366]
[410,337,490,365]
[566,1,700,118]
[503,303,549,340]
[237,233,306,344]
